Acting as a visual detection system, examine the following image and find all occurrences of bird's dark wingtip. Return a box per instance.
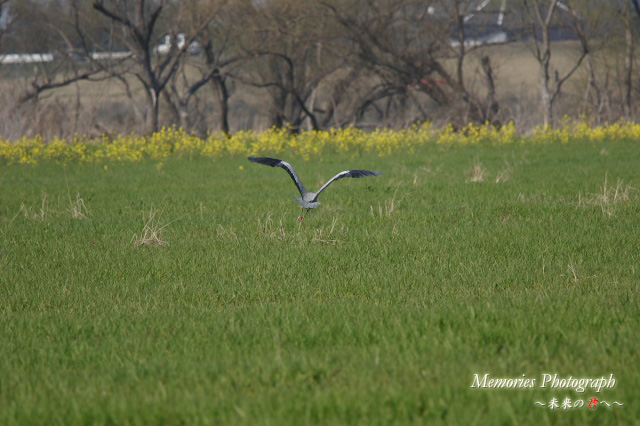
[349,170,383,178]
[248,157,282,167]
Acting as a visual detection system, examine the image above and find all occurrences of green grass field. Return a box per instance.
[1,141,639,425]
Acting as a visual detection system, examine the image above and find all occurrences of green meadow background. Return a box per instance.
[1,141,639,425]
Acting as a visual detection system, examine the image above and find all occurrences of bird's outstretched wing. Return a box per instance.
[248,157,306,196]
[315,169,382,199]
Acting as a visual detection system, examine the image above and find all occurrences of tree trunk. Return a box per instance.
[481,56,499,125]
[540,53,553,128]
[454,0,466,88]
[211,72,230,135]
[178,101,189,131]
[531,0,559,128]
[270,90,286,129]
[623,0,634,120]
[147,88,160,134]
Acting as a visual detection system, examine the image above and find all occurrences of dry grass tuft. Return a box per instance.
[13,193,51,221]
[567,261,579,283]
[132,206,182,247]
[257,212,346,244]
[466,159,514,184]
[217,224,238,241]
[257,213,287,240]
[578,175,636,217]
[67,193,89,219]
[371,188,400,218]
[467,160,486,183]
[411,164,442,187]
[12,192,90,221]
[312,216,342,244]
[495,165,513,183]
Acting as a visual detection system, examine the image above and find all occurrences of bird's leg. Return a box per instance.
[297,207,304,222]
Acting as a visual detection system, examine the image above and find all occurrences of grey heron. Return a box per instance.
[248,157,382,220]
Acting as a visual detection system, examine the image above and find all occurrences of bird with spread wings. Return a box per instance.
[248,157,382,220]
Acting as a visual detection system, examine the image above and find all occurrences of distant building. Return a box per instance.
[447,0,588,47]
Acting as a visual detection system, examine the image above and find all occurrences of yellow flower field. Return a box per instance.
[1,121,639,165]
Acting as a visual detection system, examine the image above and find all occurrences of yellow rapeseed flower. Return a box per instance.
[0,120,638,166]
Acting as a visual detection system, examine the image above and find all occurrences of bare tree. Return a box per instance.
[1,1,114,139]
[320,0,504,128]
[234,0,344,132]
[621,0,635,119]
[0,1,102,103]
[522,0,589,127]
[203,37,244,135]
[19,7,106,104]
[92,0,219,133]
[164,0,243,134]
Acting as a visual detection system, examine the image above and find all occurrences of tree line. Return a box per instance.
[0,0,639,138]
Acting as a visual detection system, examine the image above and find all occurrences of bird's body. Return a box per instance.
[248,157,382,216]
[294,195,322,209]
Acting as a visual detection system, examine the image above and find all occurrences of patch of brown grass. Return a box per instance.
[370,187,400,218]
[67,193,89,219]
[13,193,51,221]
[12,192,89,221]
[312,216,342,244]
[132,206,183,247]
[495,165,513,183]
[257,213,288,240]
[467,160,486,183]
[578,175,636,217]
